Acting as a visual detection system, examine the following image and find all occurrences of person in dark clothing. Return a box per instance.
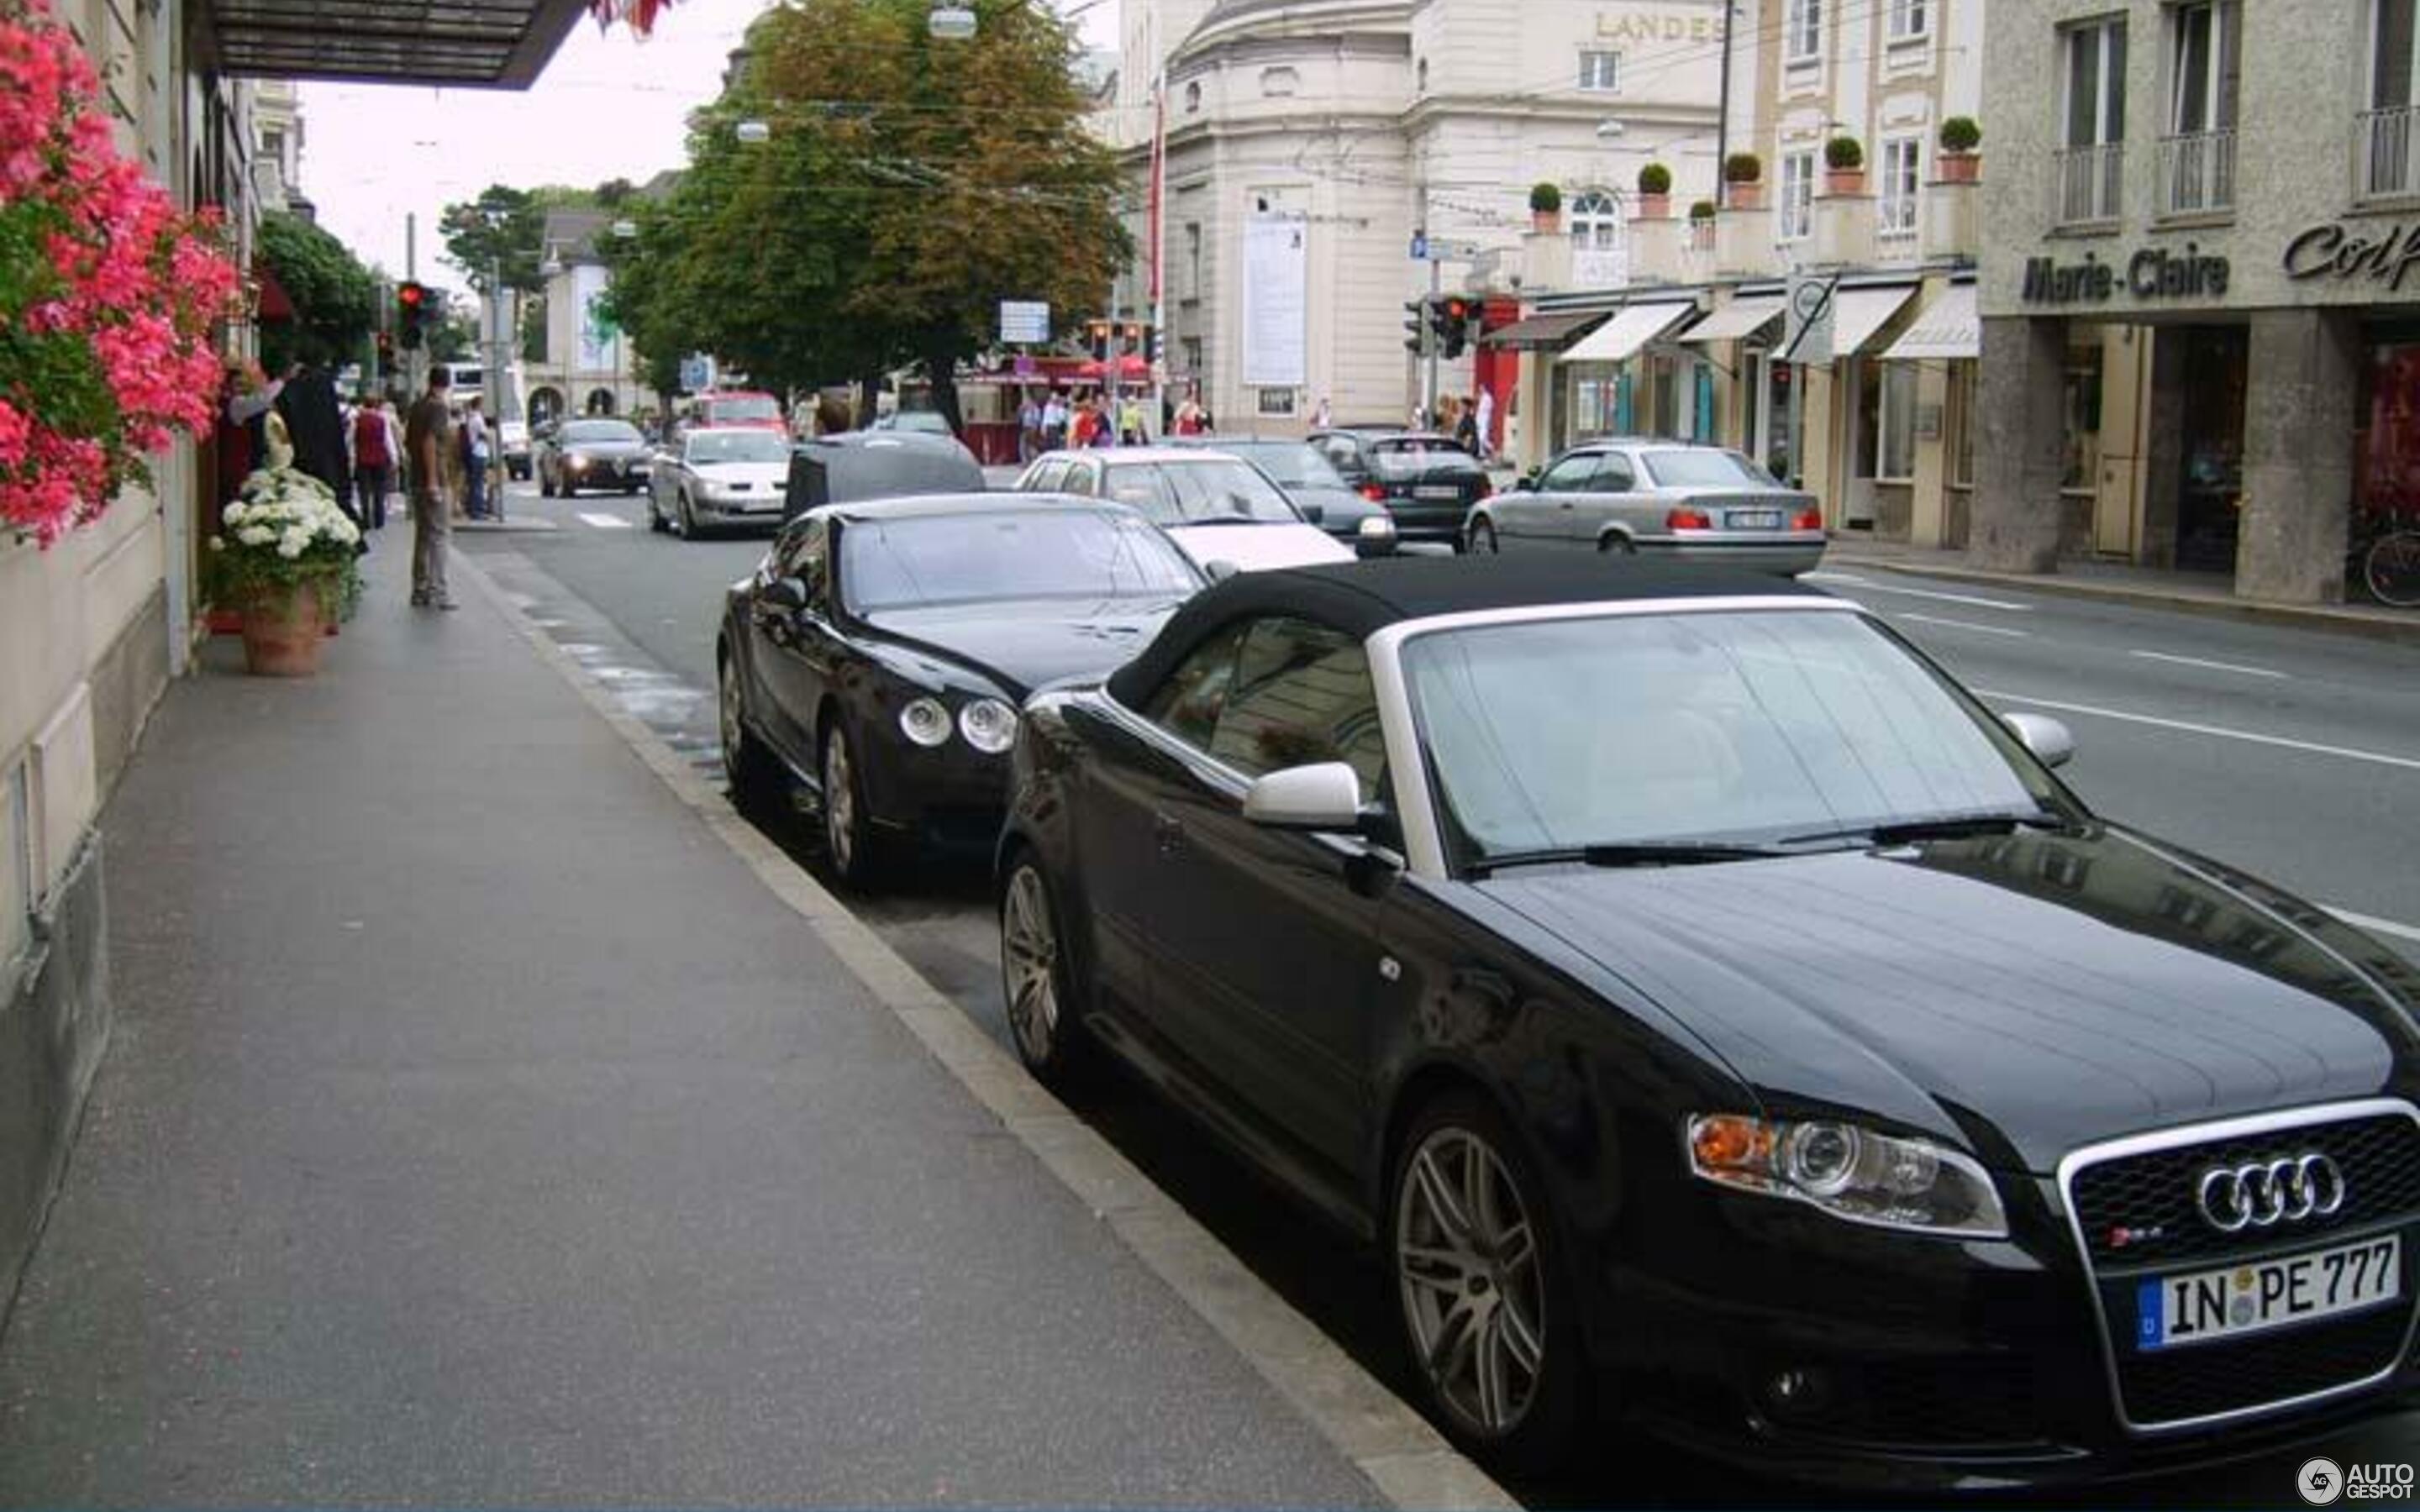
[276,363,355,525]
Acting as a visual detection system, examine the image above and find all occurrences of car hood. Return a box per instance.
[860,596,1187,699]
[559,439,648,460]
[1165,522,1355,572]
[692,461,789,489]
[1476,826,2420,1172]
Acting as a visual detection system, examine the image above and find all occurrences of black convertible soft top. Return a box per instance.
[1103,556,1833,706]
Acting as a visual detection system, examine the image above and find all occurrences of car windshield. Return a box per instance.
[1402,610,2060,868]
[1229,443,1347,490]
[1100,459,1301,527]
[706,396,780,423]
[1639,449,1781,488]
[841,509,1201,612]
[563,421,641,445]
[1371,440,1481,476]
[688,431,791,465]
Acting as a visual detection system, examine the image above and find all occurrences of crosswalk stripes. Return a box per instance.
[576,512,634,530]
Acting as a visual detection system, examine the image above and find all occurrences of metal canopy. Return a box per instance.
[206,0,590,87]
[1882,284,1980,362]
[1560,300,1697,365]
[1480,310,1608,351]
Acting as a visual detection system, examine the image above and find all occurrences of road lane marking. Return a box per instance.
[1976,689,2420,774]
[1802,570,1870,585]
[1818,580,2036,612]
[2328,907,2420,946]
[1898,613,2032,638]
[577,512,633,530]
[2128,648,2286,680]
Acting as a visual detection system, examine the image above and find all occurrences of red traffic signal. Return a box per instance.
[397,281,426,310]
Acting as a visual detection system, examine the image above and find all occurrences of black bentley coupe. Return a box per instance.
[718,496,1202,884]
[995,556,2420,1486]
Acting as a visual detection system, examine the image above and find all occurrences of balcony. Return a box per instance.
[2360,106,2420,202]
[2052,143,2123,227]
[2156,129,2234,217]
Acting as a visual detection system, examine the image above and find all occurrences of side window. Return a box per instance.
[1538,454,1599,492]
[1592,454,1637,492]
[780,519,830,603]
[1208,618,1386,802]
[1318,437,1361,471]
[1143,622,1249,749]
[1028,459,1069,493]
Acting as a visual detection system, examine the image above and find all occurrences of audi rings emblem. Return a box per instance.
[2196,1154,2349,1232]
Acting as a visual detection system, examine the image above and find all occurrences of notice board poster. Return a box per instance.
[1242,214,1308,391]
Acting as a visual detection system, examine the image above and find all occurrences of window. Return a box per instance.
[1026,459,1070,493]
[1537,453,1599,492]
[1418,58,1429,92]
[1260,66,1298,97]
[776,518,830,603]
[1182,223,1202,299]
[1145,622,1249,749]
[1786,0,1822,61]
[1875,362,1918,482]
[1951,361,1976,488]
[1207,620,1386,801]
[1879,137,1922,234]
[1779,151,1816,240]
[1181,337,1203,378]
[1255,388,1297,417]
[1568,189,1622,251]
[1184,80,1202,113]
[1888,0,1928,40]
[2375,0,2417,110]
[2063,17,2128,148]
[2061,345,2104,491]
[1578,50,1620,91]
[2170,2,2239,133]
[1590,454,1637,492]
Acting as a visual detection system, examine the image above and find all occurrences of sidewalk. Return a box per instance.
[0,542,1384,1506]
[1820,538,2420,645]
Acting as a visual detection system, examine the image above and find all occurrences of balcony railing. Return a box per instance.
[2360,105,2420,201]
[2053,143,2124,226]
[2156,129,2235,216]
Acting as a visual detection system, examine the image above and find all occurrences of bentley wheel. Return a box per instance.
[999,856,1089,1085]
[820,720,881,886]
[1392,1095,1581,1473]
[718,652,779,807]
[1470,518,1498,554]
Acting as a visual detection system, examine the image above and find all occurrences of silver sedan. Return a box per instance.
[1466,440,1826,575]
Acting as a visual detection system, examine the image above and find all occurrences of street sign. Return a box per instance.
[679,354,715,391]
[999,300,1050,345]
[1409,228,1429,261]
[1784,273,1836,365]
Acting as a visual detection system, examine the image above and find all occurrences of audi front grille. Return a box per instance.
[2058,1100,2420,1433]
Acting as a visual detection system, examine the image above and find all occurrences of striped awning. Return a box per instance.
[1882,285,1981,362]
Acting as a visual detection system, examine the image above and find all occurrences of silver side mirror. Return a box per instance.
[2002,711,2075,769]
[1241,762,1364,831]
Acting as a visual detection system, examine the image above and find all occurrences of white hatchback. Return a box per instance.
[1013,448,1354,574]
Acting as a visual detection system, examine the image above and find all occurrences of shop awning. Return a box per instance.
[1881,284,1980,362]
[204,0,589,86]
[1481,310,1609,351]
[1560,300,1698,365]
[1828,284,1919,358]
[1679,293,1784,345]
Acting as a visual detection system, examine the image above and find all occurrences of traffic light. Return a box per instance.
[1403,297,1430,357]
[396,281,429,350]
[1439,296,1476,360]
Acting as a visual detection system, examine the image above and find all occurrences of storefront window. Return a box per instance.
[2355,338,2420,526]
[1573,369,1617,438]
[2061,345,2104,492]
[1952,361,1977,487]
[1877,363,1918,482]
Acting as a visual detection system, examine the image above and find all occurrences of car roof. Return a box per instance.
[684,426,783,440]
[822,491,1113,523]
[1103,557,1836,706]
[1035,447,1241,465]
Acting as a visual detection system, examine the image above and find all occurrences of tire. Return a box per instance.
[1598,533,1637,555]
[818,717,883,887]
[1469,517,1499,554]
[539,469,554,498]
[2365,530,2420,608]
[998,853,1092,1087]
[1391,1093,1585,1476]
[645,492,665,533]
[675,495,694,539]
[718,650,782,807]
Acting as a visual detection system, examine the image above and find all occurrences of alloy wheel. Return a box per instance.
[1470,518,1498,554]
[1397,1123,1546,1441]
[1000,865,1062,1068]
[823,725,857,875]
[718,656,745,780]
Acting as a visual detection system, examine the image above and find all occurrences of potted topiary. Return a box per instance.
[1688,198,1717,221]
[1528,181,1563,233]
[1635,162,1673,218]
[1824,135,1865,194]
[1938,115,1981,183]
[1723,151,1764,209]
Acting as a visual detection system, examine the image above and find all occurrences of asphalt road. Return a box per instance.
[460,480,2420,1506]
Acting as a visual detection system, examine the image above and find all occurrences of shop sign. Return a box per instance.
[2282,220,2420,292]
[2020,245,2232,305]
[1596,8,1723,44]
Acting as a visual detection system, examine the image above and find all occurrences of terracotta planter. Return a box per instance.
[1824,167,1866,196]
[1725,181,1764,210]
[1531,209,1562,234]
[239,580,326,677]
[1635,192,1670,219]
[1936,150,1980,184]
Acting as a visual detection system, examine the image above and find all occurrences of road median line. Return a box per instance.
[449,549,1517,1512]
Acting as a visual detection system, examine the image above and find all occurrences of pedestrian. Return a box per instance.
[1070,395,1097,449]
[1018,390,1043,464]
[1173,387,1207,437]
[405,367,458,610]
[1455,394,1480,456]
[1118,394,1145,446]
[813,395,852,436]
[1311,394,1333,429]
[1476,386,1497,459]
[460,396,492,520]
[1042,390,1069,450]
[276,360,353,523]
[351,391,397,530]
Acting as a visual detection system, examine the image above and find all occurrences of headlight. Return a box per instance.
[1686,1114,2007,1238]
[1358,514,1397,538]
[958,698,1018,754]
[898,698,952,748]
[565,453,589,470]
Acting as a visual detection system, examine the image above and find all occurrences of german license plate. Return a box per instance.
[1415,486,1462,500]
[1728,509,1783,529]
[2135,1233,2402,1352]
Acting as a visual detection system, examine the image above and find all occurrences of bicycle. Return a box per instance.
[2352,503,2420,608]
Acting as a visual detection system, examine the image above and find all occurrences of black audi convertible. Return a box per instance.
[995,555,2420,1486]
[718,495,1202,884]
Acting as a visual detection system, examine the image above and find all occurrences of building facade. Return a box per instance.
[528,208,644,424]
[1975,0,2413,604]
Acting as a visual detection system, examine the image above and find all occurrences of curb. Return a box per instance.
[1823,552,2420,646]
[447,549,1518,1512]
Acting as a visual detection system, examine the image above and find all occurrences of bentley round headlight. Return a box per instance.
[959,698,1018,754]
[898,697,952,748]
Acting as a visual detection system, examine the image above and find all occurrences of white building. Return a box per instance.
[528,208,644,423]
[1103,0,1733,438]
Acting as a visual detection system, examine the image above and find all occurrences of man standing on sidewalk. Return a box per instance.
[404,369,459,610]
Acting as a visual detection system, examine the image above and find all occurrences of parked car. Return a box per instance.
[1013,448,1355,573]
[498,419,531,481]
[782,431,987,521]
[997,553,2420,1486]
[648,427,793,538]
[1469,439,1825,574]
[1308,428,1491,547]
[1161,436,1397,551]
[693,389,786,433]
[537,417,650,497]
[869,409,982,470]
[718,495,1202,885]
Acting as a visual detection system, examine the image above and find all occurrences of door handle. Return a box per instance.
[1152,812,1185,857]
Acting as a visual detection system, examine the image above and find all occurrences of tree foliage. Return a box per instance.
[438,183,550,296]
[607,0,1129,425]
[255,210,376,372]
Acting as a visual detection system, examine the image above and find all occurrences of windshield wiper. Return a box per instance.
[1781,808,2071,848]
[1470,842,1793,877]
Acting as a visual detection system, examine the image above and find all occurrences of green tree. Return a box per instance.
[438,184,551,295]
[255,211,377,372]
[426,291,479,363]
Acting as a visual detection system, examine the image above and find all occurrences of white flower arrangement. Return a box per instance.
[208,462,364,615]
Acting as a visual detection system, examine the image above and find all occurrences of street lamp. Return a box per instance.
[734,119,771,144]
[927,2,976,39]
